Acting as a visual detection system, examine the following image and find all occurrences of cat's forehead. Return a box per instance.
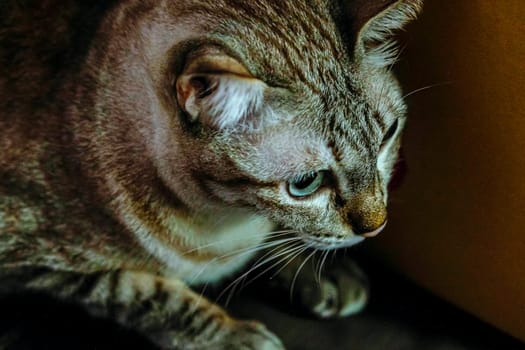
[217,1,352,89]
[230,128,334,180]
[229,110,378,181]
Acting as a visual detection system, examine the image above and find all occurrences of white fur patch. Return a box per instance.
[183,74,266,130]
[107,178,274,284]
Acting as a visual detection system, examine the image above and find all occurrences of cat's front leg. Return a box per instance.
[268,252,369,319]
[1,267,284,350]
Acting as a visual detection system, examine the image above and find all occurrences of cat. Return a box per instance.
[0,0,422,349]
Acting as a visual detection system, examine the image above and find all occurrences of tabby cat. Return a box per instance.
[0,0,422,348]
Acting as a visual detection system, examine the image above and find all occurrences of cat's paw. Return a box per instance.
[296,259,368,319]
[210,320,285,350]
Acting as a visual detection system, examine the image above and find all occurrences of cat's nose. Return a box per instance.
[347,205,387,237]
[360,220,387,238]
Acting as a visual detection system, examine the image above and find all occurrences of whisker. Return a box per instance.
[289,249,317,302]
[316,249,330,284]
[241,239,298,278]
[267,244,309,280]
[240,242,307,290]
[187,236,300,285]
[224,242,305,306]
[216,240,304,303]
[313,251,321,283]
[402,81,454,99]
[191,280,210,314]
[311,253,319,280]
[331,248,337,264]
[233,238,302,292]
[218,242,304,301]
[180,230,294,256]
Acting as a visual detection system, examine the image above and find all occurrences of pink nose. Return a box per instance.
[361,221,387,238]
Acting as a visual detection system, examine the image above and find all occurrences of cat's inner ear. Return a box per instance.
[341,0,423,66]
[176,51,266,130]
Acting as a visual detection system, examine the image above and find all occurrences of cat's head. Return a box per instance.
[82,0,422,251]
[159,0,422,249]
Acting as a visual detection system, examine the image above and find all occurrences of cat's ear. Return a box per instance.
[176,51,266,130]
[343,0,423,67]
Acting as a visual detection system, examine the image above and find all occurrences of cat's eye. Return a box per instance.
[287,171,326,198]
[380,118,399,148]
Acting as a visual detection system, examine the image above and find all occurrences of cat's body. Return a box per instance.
[0,0,422,348]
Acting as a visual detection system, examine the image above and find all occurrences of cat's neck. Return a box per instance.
[119,199,276,284]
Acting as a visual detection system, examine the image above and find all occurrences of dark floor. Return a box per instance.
[0,255,522,350]
[230,255,524,350]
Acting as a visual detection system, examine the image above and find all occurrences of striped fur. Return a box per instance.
[0,0,422,348]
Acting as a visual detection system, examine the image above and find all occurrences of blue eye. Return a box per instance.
[287,171,325,197]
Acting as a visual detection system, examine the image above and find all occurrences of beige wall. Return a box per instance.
[368,0,525,341]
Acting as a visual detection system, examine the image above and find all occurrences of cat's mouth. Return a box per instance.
[302,235,365,251]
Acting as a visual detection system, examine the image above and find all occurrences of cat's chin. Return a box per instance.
[302,235,365,251]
